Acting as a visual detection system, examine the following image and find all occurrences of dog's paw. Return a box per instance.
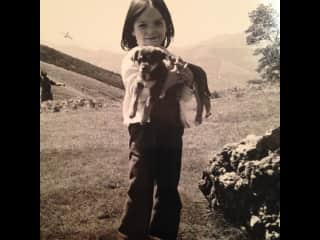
[129,111,136,118]
[140,121,148,125]
[159,93,166,99]
[195,115,202,125]
[183,121,191,128]
[180,117,190,128]
[194,120,201,126]
[205,112,212,118]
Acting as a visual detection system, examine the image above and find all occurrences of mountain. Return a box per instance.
[42,32,259,91]
[172,33,259,90]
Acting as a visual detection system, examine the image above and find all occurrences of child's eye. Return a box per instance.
[138,24,146,28]
[155,21,164,27]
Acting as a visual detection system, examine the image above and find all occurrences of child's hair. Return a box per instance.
[121,0,175,51]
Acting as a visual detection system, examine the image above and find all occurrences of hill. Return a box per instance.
[175,32,258,70]
[40,61,123,101]
[173,33,259,90]
[41,32,259,91]
[40,44,124,90]
[41,42,124,73]
[44,33,259,91]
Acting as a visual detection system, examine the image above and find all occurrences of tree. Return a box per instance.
[245,4,280,83]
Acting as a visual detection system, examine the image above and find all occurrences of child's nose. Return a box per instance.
[146,26,156,35]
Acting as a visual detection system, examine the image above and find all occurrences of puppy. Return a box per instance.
[129,46,212,127]
[129,46,168,123]
[168,56,212,125]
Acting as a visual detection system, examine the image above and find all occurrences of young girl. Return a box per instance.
[118,1,194,239]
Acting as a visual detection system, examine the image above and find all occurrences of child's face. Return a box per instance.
[132,7,167,47]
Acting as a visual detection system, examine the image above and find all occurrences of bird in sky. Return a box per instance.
[62,32,73,40]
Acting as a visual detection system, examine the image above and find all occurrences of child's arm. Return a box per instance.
[121,48,152,124]
[47,77,65,86]
[121,48,145,96]
[160,51,195,102]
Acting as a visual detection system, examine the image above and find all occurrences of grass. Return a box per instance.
[40,85,279,240]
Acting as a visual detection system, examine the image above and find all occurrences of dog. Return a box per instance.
[129,46,168,123]
[168,55,212,125]
[129,46,212,126]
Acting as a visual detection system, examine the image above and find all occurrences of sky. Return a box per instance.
[40,0,279,53]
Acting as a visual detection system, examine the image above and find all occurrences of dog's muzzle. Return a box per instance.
[140,63,150,73]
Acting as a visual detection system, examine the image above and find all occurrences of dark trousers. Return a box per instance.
[119,123,184,240]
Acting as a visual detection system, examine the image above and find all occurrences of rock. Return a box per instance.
[250,215,261,228]
[40,97,104,113]
[199,127,280,239]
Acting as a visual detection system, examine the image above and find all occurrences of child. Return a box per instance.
[118,1,194,239]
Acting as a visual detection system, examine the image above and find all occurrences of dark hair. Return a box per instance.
[40,70,47,76]
[121,0,175,51]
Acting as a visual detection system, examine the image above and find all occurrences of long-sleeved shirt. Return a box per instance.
[121,47,194,126]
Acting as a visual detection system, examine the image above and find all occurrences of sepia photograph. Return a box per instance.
[40,0,280,239]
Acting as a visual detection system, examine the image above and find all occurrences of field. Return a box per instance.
[40,81,279,239]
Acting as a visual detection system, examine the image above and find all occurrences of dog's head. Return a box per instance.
[131,46,167,78]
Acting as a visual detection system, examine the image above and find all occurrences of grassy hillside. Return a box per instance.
[42,43,124,74]
[40,86,280,240]
[40,44,124,90]
[40,61,123,101]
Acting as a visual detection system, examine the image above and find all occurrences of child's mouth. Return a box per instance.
[145,36,159,41]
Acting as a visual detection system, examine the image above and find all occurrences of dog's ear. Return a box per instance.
[131,49,140,63]
[167,54,176,63]
[160,51,167,60]
[156,50,167,61]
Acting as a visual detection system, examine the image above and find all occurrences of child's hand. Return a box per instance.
[178,63,194,88]
[160,57,194,98]
[169,55,194,88]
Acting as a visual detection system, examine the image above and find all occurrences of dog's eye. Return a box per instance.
[141,55,147,61]
[149,56,156,63]
[153,52,164,61]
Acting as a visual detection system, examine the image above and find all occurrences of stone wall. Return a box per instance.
[199,127,280,240]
